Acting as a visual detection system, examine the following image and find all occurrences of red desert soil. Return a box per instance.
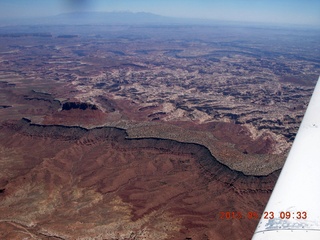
[0,119,278,240]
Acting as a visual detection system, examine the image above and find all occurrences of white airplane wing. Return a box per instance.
[252,76,320,240]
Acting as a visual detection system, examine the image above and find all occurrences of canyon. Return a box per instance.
[0,21,319,239]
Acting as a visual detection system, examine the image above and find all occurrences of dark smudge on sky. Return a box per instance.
[63,0,93,11]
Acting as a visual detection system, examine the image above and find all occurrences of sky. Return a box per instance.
[0,0,319,26]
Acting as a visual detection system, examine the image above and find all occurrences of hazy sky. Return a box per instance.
[1,0,319,26]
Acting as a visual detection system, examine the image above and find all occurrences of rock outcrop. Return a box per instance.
[0,119,278,240]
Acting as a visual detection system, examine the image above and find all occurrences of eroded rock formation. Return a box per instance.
[0,119,278,240]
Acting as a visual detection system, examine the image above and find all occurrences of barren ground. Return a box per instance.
[0,24,319,239]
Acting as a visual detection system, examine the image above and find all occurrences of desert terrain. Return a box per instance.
[0,22,319,239]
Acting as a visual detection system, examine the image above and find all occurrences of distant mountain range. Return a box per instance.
[0,11,206,26]
[47,12,177,25]
[0,11,301,28]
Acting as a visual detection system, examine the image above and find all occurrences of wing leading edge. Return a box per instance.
[252,76,320,240]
